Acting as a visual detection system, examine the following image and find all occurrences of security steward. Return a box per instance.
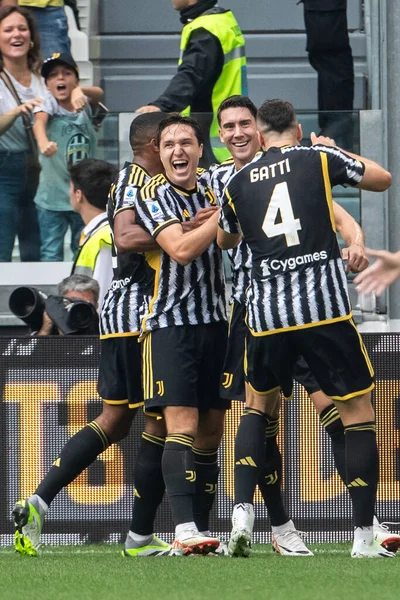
[136,0,247,164]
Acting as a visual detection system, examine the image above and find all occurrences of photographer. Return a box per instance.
[9,274,99,336]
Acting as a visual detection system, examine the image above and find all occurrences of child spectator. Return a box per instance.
[33,51,103,261]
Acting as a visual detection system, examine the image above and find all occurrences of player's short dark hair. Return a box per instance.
[69,159,118,210]
[156,114,204,147]
[257,99,297,134]
[217,95,258,125]
[129,112,168,152]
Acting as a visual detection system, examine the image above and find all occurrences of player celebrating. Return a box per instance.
[212,95,400,555]
[217,98,394,558]
[135,114,229,555]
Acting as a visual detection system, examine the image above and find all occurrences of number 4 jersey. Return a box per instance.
[219,144,365,335]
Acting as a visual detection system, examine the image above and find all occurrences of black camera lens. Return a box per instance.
[67,302,96,330]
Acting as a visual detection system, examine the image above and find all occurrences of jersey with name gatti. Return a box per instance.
[219,144,365,335]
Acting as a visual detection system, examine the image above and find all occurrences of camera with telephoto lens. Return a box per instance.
[9,287,98,335]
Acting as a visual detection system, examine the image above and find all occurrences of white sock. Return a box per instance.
[271,519,294,535]
[373,515,380,528]
[175,521,198,541]
[128,531,153,544]
[30,494,48,516]
[354,526,373,545]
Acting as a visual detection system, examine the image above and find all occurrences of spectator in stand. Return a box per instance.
[2,0,71,59]
[0,5,44,262]
[302,0,354,148]
[33,52,103,261]
[136,0,247,164]
[70,158,118,308]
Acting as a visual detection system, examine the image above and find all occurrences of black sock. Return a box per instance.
[344,422,378,527]
[320,404,346,484]
[35,422,109,506]
[192,448,219,533]
[234,409,267,505]
[162,434,195,526]
[258,417,289,526]
[129,432,165,536]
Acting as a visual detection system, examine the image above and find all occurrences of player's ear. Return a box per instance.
[199,143,203,158]
[257,129,265,148]
[219,128,224,143]
[297,123,303,142]
[149,137,159,153]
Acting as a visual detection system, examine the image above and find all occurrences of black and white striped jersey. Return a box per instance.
[135,174,226,332]
[100,163,152,338]
[220,144,365,335]
[210,158,253,304]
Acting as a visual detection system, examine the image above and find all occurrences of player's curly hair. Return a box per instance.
[0,6,42,75]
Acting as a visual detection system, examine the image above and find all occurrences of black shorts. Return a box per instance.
[141,322,230,416]
[220,301,246,401]
[245,318,374,401]
[293,356,321,395]
[98,335,144,409]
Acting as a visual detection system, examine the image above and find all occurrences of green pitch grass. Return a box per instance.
[0,544,399,600]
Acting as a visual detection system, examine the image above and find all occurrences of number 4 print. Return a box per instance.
[262,182,302,247]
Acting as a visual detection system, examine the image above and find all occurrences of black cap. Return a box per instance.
[41,52,79,81]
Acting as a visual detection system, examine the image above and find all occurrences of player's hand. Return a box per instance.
[71,86,88,112]
[310,132,337,147]
[40,140,58,157]
[342,244,369,273]
[135,105,162,114]
[18,98,42,115]
[354,249,400,296]
[186,207,219,230]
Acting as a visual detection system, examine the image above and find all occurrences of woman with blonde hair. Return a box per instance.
[0,5,44,261]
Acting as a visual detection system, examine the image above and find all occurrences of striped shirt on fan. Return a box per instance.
[100,162,152,338]
[135,174,226,333]
[220,144,365,335]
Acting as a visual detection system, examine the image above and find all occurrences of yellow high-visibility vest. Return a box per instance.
[180,10,247,163]
[72,217,111,278]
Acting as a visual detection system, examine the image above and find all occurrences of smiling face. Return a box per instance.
[0,12,31,62]
[45,64,78,103]
[219,106,260,169]
[159,124,203,190]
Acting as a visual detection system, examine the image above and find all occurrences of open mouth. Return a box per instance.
[172,160,189,173]
[56,84,67,92]
[232,141,249,148]
[11,41,24,47]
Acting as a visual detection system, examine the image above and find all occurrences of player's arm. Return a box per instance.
[156,210,220,266]
[355,249,400,296]
[33,111,58,157]
[114,208,159,253]
[311,132,391,192]
[333,201,368,273]
[216,185,242,250]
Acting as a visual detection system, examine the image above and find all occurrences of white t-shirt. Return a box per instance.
[0,70,46,152]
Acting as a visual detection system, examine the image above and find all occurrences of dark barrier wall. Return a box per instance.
[0,335,399,546]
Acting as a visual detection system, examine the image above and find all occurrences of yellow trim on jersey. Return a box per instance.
[103,398,129,405]
[228,302,236,336]
[142,333,154,400]
[142,250,162,332]
[225,187,237,215]
[153,218,181,237]
[348,318,375,376]
[128,400,145,409]
[114,206,135,216]
[100,331,140,340]
[320,152,336,231]
[247,312,353,337]
[327,382,375,402]
[141,175,167,200]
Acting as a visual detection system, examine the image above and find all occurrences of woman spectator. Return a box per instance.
[0,5,44,262]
